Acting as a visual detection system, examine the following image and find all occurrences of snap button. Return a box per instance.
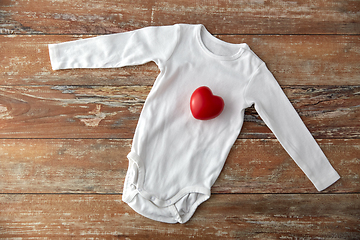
[150,196,156,201]
[130,184,136,190]
[138,188,142,192]
[166,200,171,205]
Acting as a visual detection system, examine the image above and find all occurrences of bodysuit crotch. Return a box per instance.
[122,151,211,224]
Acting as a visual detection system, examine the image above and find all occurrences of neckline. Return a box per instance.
[196,24,247,61]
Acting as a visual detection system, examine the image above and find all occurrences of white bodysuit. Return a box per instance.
[48,24,340,224]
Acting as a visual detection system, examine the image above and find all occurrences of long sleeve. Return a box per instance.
[48,25,180,70]
[244,63,340,191]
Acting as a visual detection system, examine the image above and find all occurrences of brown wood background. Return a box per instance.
[1,0,359,239]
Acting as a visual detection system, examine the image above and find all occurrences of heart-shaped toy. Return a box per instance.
[190,86,225,120]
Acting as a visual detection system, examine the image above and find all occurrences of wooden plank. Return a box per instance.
[1,35,359,85]
[0,139,129,194]
[0,194,359,239]
[1,0,359,34]
[0,85,358,139]
[0,139,357,194]
[152,0,360,35]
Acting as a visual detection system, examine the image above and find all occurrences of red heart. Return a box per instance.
[190,86,224,120]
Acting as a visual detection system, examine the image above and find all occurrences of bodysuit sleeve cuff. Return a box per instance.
[48,44,61,70]
[311,168,340,192]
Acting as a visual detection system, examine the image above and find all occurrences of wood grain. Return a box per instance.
[0,139,357,194]
[0,194,359,239]
[0,85,358,139]
[1,35,359,85]
[1,0,359,34]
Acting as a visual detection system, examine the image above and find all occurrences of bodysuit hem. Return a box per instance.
[122,151,211,223]
[122,192,210,224]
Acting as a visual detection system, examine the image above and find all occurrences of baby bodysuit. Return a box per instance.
[48,24,340,224]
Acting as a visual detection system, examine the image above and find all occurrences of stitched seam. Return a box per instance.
[243,62,265,107]
[162,24,181,65]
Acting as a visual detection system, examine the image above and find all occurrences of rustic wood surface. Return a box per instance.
[1,35,359,85]
[1,0,359,35]
[1,194,359,239]
[0,85,358,139]
[1,0,359,239]
[0,139,359,194]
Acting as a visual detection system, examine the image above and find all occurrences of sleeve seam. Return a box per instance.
[162,24,181,65]
[243,62,265,107]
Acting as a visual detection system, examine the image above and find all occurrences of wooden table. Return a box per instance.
[1,0,359,238]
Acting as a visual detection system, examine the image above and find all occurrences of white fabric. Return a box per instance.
[48,24,340,224]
